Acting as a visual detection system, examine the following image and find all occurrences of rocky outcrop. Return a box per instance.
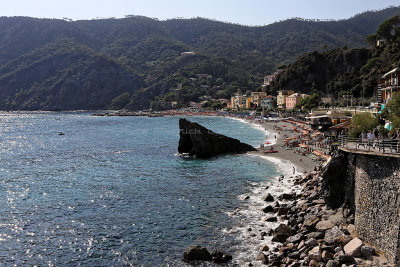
[321,150,355,211]
[210,249,233,263]
[182,246,212,262]
[178,118,256,158]
[182,246,232,264]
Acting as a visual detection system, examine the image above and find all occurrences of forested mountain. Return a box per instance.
[269,15,400,102]
[0,6,399,110]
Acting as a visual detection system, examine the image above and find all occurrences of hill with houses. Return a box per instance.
[0,6,399,110]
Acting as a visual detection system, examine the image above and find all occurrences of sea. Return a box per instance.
[0,112,293,266]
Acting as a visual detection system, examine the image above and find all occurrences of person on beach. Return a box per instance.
[293,167,295,175]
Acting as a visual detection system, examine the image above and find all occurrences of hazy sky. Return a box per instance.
[2,0,399,26]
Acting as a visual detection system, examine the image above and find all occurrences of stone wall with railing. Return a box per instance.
[323,148,400,264]
[351,152,400,264]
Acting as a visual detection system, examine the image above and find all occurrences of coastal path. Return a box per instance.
[337,136,400,156]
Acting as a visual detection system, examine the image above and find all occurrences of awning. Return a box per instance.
[328,120,351,130]
[382,67,399,78]
[378,104,385,114]
[306,115,329,119]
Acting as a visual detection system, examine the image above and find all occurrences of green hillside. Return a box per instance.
[0,6,399,110]
[269,14,400,102]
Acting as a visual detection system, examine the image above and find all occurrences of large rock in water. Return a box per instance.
[178,118,257,158]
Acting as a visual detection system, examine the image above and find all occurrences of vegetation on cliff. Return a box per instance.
[270,14,400,103]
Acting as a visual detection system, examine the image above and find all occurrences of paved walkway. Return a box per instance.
[338,137,400,157]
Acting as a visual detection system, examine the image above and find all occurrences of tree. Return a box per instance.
[298,93,321,112]
[381,92,400,130]
[349,113,379,137]
[109,92,131,110]
[365,34,377,47]
[377,16,400,42]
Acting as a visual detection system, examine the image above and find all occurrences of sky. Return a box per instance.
[2,0,400,26]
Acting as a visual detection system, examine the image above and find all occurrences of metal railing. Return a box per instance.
[337,136,400,155]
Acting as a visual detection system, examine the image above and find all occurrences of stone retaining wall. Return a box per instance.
[335,150,400,264]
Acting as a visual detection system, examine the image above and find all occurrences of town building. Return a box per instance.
[229,95,247,109]
[376,39,386,47]
[181,51,196,56]
[245,96,253,109]
[286,93,302,110]
[321,97,332,105]
[306,110,350,130]
[251,92,267,107]
[262,69,285,88]
[377,67,400,104]
[277,90,294,109]
[261,95,276,110]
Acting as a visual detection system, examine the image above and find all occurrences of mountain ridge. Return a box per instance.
[0,6,399,110]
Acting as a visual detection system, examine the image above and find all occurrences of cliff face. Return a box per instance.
[178,118,256,158]
[321,149,356,211]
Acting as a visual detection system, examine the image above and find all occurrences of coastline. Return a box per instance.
[219,116,326,266]
[224,117,389,266]
[248,118,323,174]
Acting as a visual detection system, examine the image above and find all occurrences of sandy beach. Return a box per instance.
[243,118,328,174]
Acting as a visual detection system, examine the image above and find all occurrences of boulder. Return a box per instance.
[263,193,275,202]
[343,237,363,257]
[279,193,296,200]
[320,150,350,209]
[315,220,334,232]
[312,199,326,205]
[262,205,276,213]
[337,254,355,263]
[288,251,301,259]
[302,216,320,231]
[309,259,319,267]
[265,216,278,222]
[210,249,232,263]
[277,207,290,216]
[334,234,352,247]
[256,252,269,264]
[261,245,270,252]
[178,118,256,158]
[272,224,295,243]
[286,233,303,244]
[183,245,212,262]
[326,259,341,267]
[321,250,334,262]
[306,231,324,240]
[305,238,318,247]
[360,245,375,258]
[324,226,344,245]
[308,246,322,261]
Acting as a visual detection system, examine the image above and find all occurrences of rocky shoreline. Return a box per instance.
[251,166,390,266]
[182,165,391,266]
[181,117,391,266]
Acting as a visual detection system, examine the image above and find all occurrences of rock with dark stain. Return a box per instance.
[178,118,256,158]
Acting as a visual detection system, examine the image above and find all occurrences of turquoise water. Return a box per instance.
[0,112,278,266]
